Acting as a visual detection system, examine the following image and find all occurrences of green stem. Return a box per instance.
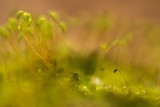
[118,70,130,87]
[24,36,46,62]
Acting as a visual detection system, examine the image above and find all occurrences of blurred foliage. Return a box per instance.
[0,10,160,107]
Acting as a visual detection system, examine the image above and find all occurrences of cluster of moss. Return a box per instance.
[0,11,160,107]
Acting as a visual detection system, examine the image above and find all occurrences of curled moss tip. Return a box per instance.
[49,11,59,21]
[0,27,8,38]
[36,16,46,26]
[59,22,67,32]
[17,10,23,20]
[23,12,31,22]
[18,33,24,42]
[8,18,17,30]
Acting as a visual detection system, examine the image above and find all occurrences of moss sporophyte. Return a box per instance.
[0,10,159,107]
